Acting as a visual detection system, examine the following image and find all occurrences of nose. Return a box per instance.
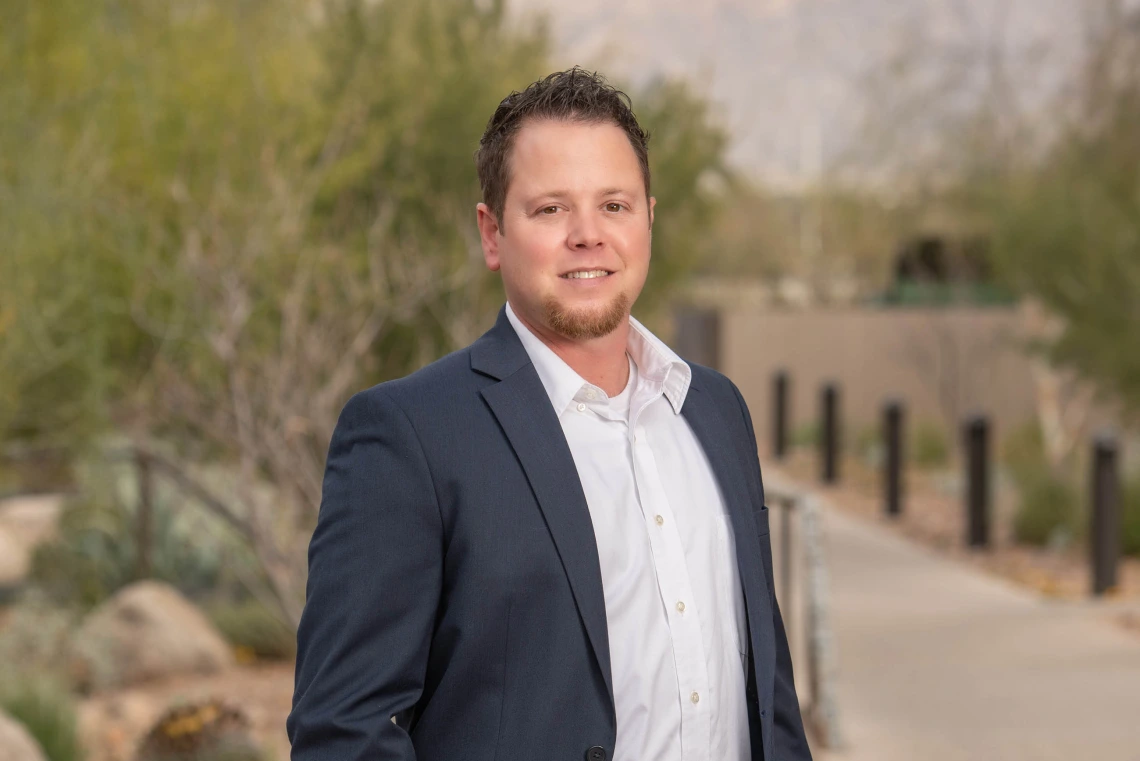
[567,212,604,250]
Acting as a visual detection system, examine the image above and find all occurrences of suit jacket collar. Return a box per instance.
[469,305,530,381]
[473,306,616,724]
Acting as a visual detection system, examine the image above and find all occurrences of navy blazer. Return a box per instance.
[288,307,812,761]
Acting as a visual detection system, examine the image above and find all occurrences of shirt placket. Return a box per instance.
[629,392,712,760]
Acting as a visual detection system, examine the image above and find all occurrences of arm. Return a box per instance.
[288,388,443,760]
[730,383,814,761]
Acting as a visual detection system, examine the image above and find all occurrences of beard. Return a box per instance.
[543,291,630,341]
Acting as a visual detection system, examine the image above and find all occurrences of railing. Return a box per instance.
[765,470,844,751]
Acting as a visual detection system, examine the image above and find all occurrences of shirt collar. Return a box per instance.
[505,302,692,416]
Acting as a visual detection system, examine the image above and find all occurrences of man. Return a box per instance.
[288,68,812,761]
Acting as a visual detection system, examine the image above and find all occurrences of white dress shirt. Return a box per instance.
[506,303,751,761]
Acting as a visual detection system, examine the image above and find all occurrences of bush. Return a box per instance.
[207,599,296,662]
[28,453,234,610]
[1123,476,1140,557]
[852,425,883,466]
[135,698,261,761]
[790,422,819,449]
[911,421,949,469]
[0,597,78,686]
[1002,421,1047,483]
[1013,468,1081,547]
[0,678,83,761]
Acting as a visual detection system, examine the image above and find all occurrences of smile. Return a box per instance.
[560,269,613,279]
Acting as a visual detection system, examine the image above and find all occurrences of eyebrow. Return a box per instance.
[524,188,636,203]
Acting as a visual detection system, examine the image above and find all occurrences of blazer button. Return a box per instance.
[585,747,607,761]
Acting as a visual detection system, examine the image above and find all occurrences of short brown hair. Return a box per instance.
[475,67,651,228]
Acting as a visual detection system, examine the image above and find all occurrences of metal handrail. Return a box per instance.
[766,473,844,750]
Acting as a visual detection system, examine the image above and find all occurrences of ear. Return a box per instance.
[648,196,656,231]
[476,203,503,271]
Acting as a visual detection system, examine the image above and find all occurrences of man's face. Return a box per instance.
[477,119,655,343]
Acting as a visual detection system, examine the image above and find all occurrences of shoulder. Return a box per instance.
[686,360,759,446]
[338,345,485,429]
[686,361,749,412]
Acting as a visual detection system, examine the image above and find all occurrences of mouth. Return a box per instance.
[560,269,614,280]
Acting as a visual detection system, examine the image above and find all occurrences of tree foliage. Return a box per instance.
[1,0,730,623]
[983,0,1140,419]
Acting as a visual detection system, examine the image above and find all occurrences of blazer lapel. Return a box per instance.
[682,382,778,698]
[472,309,615,713]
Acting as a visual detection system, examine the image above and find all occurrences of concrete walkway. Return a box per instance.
[777,491,1140,761]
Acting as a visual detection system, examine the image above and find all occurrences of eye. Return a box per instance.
[540,205,560,215]
[605,202,624,212]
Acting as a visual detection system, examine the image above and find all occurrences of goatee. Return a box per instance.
[544,292,630,340]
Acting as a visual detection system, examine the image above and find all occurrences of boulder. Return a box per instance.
[0,494,63,549]
[0,494,64,589]
[72,581,234,692]
[0,710,47,761]
[0,526,28,587]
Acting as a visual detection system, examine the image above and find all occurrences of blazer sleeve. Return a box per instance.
[730,383,814,761]
[288,388,443,760]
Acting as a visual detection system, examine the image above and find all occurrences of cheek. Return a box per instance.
[503,227,560,272]
[615,225,653,264]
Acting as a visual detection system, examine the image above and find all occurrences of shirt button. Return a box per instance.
[690,691,700,704]
[676,601,686,613]
[576,402,586,412]
[654,515,664,526]
[585,390,597,400]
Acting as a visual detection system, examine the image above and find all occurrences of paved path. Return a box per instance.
[771,481,1140,761]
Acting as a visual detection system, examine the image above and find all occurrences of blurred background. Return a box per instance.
[1,0,1139,759]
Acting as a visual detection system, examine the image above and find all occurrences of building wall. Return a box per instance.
[718,307,1039,458]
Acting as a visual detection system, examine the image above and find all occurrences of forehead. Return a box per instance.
[506,118,643,198]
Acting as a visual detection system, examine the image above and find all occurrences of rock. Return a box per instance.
[0,710,47,761]
[134,698,261,761]
[0,494,64,589]
[0,526,29,587]
[72,581,234,692]
[0,494,64,549]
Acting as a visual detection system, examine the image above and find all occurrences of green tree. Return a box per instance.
[1,0,732,624]
[984,0,1140,419]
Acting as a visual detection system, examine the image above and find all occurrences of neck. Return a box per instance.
[514,309,632,397]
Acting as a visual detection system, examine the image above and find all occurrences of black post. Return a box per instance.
[964,415,990,549]
[821,383,840,484]
[884,400,904,518]
[1091,434,1121,597]
[774,371,789,460]
[673,306,721,371]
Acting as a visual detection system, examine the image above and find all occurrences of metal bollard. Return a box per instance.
[774,371,789,460]
[964,415,990,549]
[672,306,721,371]
[884,400,904,518]
[821,383,840,485]
[1090,434,1121,596]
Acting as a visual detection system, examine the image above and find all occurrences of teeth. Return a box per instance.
[563,270,610,279]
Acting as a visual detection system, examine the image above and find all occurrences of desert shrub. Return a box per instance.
[207,599,296,662]
[1002,421,1047,483]
[0,677,83,761]
[911,421,949,469]
[28,454,234,609]
[1123,475,1140,557]
[135,698,262,761]
[1012,468,1081,547]
[791,422,819,449]
[852,424,882,466]
[0,597,78,686]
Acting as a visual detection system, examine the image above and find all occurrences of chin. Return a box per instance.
[543,292,631,341]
